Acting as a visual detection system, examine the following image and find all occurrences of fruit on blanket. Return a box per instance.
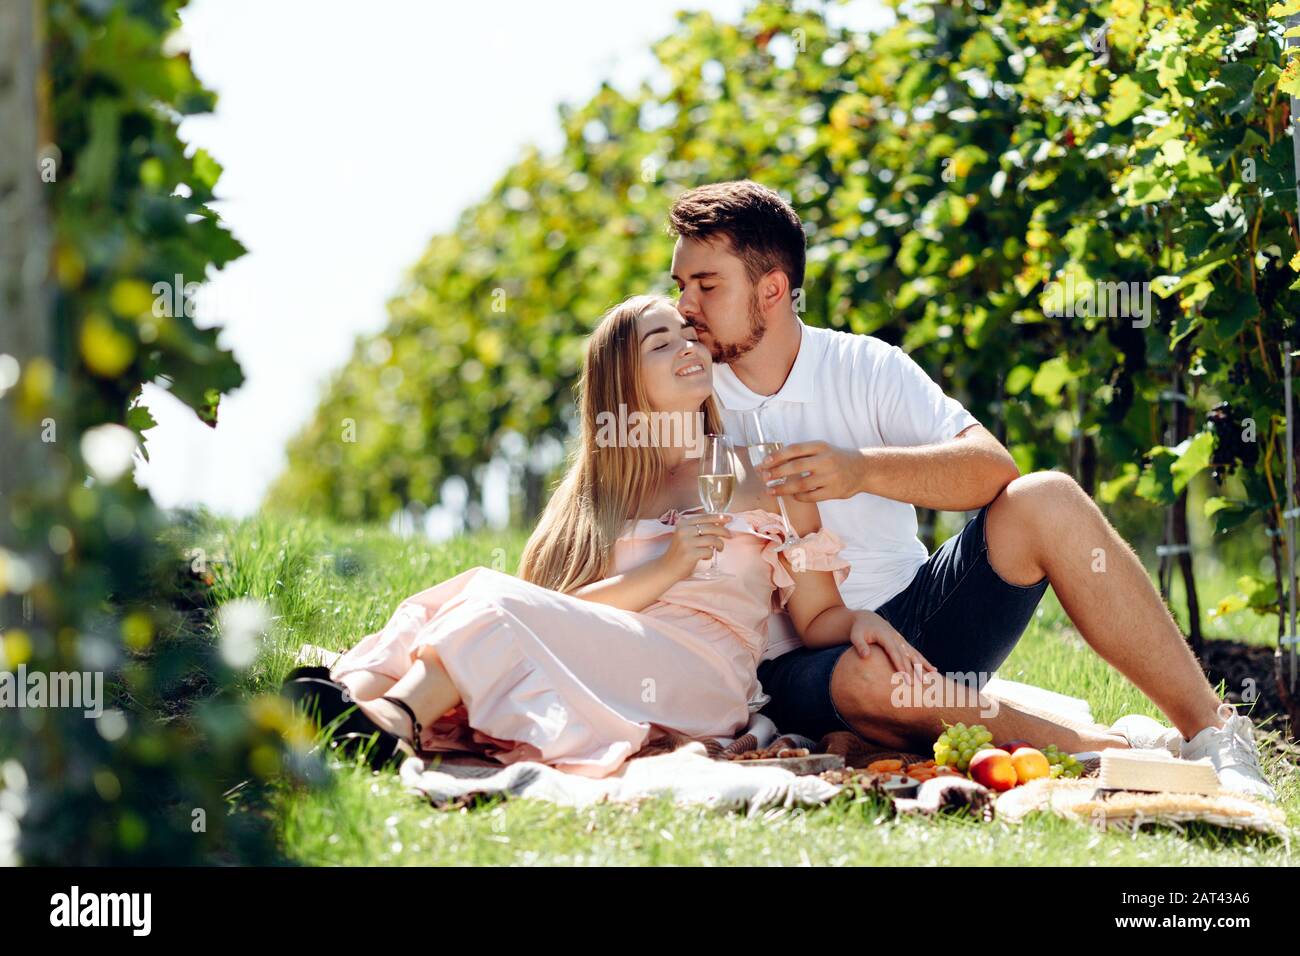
[914,760,965,781]
[933,722,995,772]
[1009,746,1050,784]
[1042,744,1084,778]
[968,749,1018,791]
[726,745,811,761]
[821,768,875,787]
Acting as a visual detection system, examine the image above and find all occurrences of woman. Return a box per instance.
[283,294,935,777]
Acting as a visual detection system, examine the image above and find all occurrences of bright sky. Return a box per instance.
[136,0,891,524]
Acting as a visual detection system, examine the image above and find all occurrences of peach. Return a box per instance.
[999,739,1033,753]
[1009,746,1050,784]
[968,748,1018,791]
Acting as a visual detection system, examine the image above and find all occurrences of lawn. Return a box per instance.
[187,512,1300,866]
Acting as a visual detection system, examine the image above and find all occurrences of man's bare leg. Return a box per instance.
[830,649,1129,752]
[983,471,1223,740]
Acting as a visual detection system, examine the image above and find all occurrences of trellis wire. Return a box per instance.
[1284,341,1297,689]
[1288,12,1300,690]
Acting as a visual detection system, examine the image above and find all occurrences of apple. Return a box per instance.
[999,739,1032,753]
[1009,746,1050,784]
[968,748,1018,791]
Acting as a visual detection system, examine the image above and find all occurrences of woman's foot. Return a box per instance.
[283,664,332,683]
[354,697,420,744]
[281,676,352,726]
[328,696,423,771]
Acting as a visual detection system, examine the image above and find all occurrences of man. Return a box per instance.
[668,179,1275,800]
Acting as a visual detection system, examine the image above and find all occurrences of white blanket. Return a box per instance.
[398,742,842,816]
[297,642,1101,815]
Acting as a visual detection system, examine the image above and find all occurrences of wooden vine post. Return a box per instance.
[1280,13,1300,731]
[0,0,50,634]
[1157,343,1202,651]
[1280,341,1298,712]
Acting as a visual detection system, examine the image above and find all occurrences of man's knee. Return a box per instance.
[990,470,1087,525]
[986,471,1094,581]
[829,649,918,748]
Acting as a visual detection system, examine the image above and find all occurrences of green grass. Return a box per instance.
[188,511,1300,866]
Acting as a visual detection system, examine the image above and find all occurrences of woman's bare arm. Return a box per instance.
[782,553,934,679]
[569,557,681,612]
[570,513,732,612]
[776,483,936,679]
[731,449,851,645]
[781,560,857,649]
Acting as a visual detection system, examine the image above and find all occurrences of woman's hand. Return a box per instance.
[847,609,937,684]
[658,513,733,581]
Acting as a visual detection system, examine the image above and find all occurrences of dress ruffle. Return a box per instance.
[621,507,850,610]
[741,511,851,609]
[621,504,852,608]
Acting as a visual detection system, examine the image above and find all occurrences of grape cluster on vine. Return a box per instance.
[1206,401,1259,483]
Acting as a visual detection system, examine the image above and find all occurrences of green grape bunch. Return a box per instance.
[933,722,995,773]
[1042,744,1084,778]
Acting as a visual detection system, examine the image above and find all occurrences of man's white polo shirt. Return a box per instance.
[712,318,980,659]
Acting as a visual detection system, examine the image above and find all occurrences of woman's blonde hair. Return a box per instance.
[518,294,724,593]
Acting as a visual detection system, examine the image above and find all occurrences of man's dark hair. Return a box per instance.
[668,180,806,292]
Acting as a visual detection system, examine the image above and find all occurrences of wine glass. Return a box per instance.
[693,434,735,580]
[743,404,802,551]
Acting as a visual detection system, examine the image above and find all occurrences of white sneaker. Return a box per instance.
[1180,715,1278,803]
[1109,714,1181,755]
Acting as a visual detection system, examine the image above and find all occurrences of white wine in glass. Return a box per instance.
[694,434,735,580]
[743,407,801,550]
[697,473,736,513]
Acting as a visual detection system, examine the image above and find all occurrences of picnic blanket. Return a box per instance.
[398,742,843,815]
[292,643,1088,814]
[996,776,1290,840]
[295,642,1288,835]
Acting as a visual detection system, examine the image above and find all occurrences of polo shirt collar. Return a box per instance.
[714,317,819,408]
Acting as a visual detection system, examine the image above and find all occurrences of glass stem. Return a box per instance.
[774,491,797,541]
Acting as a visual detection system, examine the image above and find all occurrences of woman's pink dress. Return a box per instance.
[329,508,849,777]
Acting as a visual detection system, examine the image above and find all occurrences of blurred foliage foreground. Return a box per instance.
[0,0,312,865]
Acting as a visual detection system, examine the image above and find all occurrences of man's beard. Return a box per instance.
[705,292,767,364]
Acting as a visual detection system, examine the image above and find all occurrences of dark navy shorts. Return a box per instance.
[755,503,1049,741]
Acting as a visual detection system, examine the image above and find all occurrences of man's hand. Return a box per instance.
[846,609,937,684]
[757,441,865,503]
[759,426,1018,511]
